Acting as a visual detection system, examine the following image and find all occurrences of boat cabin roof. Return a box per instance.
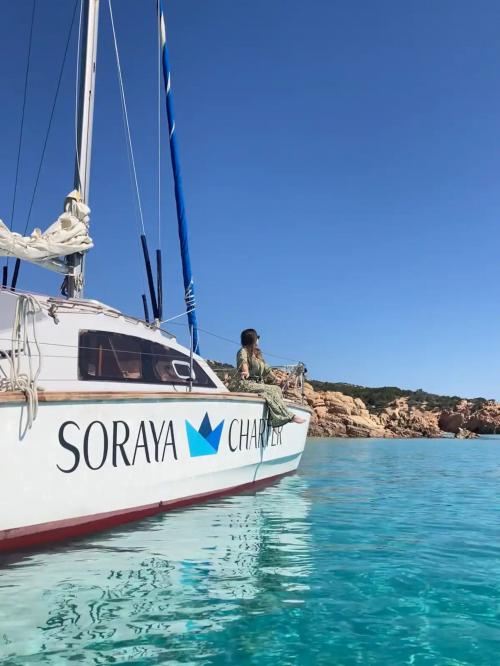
[0,289,226,393]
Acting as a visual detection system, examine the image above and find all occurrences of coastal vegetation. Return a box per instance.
[208,361,489,414]
[307,382,489,414]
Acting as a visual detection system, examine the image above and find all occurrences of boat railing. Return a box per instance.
[272,363,307,403]
[209,361,307,404]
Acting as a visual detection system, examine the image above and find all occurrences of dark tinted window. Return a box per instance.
[79,331,216,388]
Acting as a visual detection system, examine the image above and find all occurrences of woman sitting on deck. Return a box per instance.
[232,328,305,427]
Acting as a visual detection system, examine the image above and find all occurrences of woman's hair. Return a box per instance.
[240,328,262,359]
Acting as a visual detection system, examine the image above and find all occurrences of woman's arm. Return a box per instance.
[263,363,279,385]
[237,348,250,379]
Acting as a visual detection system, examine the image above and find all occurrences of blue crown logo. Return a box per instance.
[185,413,224,457]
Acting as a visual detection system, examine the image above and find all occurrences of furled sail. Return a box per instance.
[0,191,92,273]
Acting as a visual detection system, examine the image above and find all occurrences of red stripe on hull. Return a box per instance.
[0,471,294,553]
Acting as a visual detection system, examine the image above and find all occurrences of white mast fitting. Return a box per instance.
[65,0,100,299]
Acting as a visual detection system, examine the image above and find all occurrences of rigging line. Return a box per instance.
[0,326,300,363]
[165,323,301,364]
[108,0,146,236]
[160,308,195,325]
[157,0,162,248]
[21,0,79,238]
[108,0,150,316]
[74,0,84,191]
[5,0,36,282]
[117,90,148,297]
[8,0,36,237]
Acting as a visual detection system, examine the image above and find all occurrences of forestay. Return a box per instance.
[0,191,92,273]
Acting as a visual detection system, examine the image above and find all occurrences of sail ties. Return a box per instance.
[0,191,92,274]
[184,280,196,310]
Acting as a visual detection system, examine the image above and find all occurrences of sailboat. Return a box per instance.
[0,1,310,552]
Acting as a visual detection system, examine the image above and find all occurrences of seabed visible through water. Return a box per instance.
[1,437,500,665]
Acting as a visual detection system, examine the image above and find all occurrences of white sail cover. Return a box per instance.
[0,191,93,269]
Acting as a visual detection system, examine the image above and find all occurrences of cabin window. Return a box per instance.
[78,331,142,381]
[78,330,216,388]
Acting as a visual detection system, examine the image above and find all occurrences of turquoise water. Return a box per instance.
[2,437,500,665]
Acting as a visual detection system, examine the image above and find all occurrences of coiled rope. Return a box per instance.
[0,294,42,429]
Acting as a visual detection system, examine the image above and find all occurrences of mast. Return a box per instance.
[159,1,200,354]
[65,0,100,299]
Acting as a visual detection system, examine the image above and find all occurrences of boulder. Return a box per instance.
[379,398,441,438]
[309,417,348,438]
[455,427,478,439]
[346,424,384,438]
[439,411,466,434]
[307,388,391,438]
[440,400,500,435]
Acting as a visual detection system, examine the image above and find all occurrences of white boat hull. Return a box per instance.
[0,392,310,551]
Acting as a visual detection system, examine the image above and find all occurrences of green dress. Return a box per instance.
[230,347,294,428]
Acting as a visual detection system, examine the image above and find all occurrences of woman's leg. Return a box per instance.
[229,380,297,427]
[260,385,294,428]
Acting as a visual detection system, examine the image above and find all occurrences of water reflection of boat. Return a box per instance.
[0,476,312,662]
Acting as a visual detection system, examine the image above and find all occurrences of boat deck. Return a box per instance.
[0,390,312,412]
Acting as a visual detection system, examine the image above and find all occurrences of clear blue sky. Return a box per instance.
[0,0,499,399]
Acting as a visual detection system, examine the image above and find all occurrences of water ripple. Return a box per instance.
[1,438,500,664]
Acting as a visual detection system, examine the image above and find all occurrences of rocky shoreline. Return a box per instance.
[287,382,500,439]
[211,362,499,439]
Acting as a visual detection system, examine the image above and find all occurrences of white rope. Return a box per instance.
[108,0,146,236]
[184,280,196,309]
[160,307,196,325]
[0,294,42,429]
